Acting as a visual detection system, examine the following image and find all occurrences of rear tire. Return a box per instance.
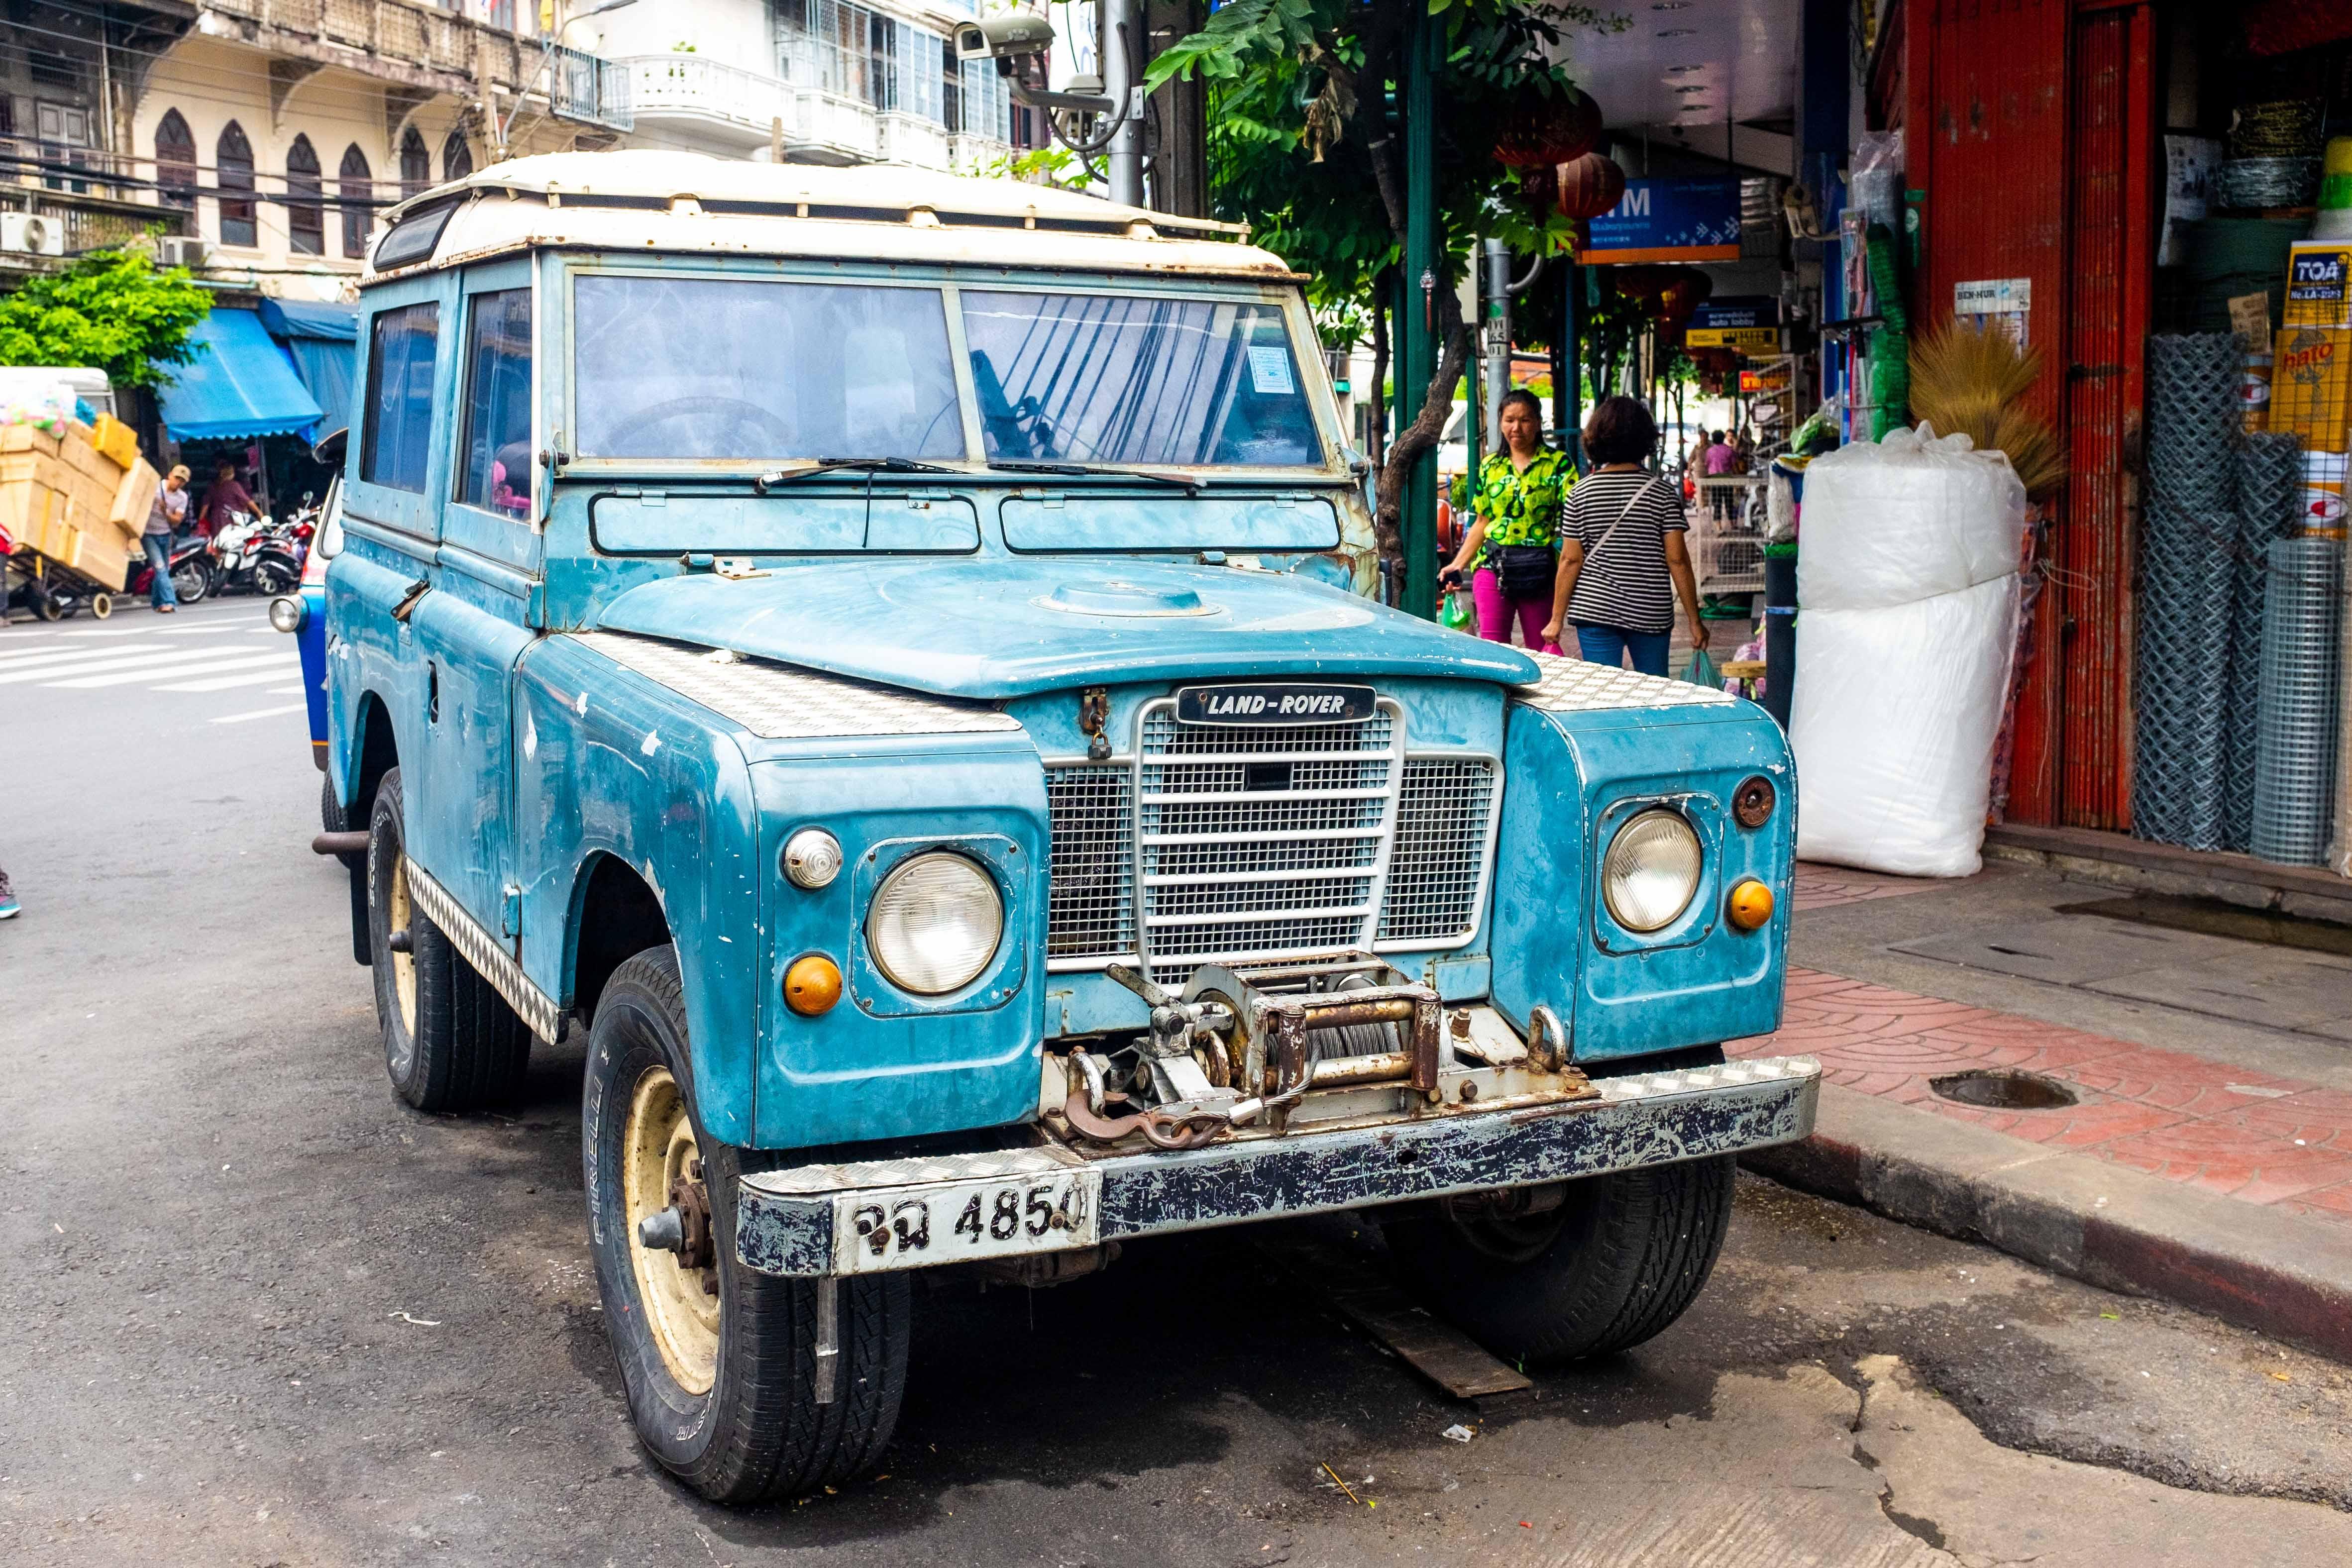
[171,559,210,604]
[1384,1155,1736,1366]
[585,947,909,1505]
[366,767,531,1112]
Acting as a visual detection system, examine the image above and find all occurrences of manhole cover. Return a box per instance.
[1928,1069,2080,1111]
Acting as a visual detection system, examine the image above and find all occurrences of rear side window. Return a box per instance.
[362,301,438,492]
[456,289,532,517]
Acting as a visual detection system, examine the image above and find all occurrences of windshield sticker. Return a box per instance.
[1247,346,1297,397]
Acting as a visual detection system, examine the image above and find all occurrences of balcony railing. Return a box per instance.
[552,47,635,133]
[788,90,880,163]
[200,0,534,96]
[948,133,1012,176]
[878,112,949,172]
[621,55,792,146]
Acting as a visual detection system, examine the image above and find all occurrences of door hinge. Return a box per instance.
[501,884,522,938]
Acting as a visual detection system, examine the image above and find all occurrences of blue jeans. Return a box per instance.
[143,532,177,607]
[1574,624,1670,676]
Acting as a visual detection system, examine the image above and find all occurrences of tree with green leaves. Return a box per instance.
[0,245,211,392]
[1150,0,1615,568]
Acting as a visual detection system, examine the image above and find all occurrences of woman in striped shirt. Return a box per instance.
[1540,395,1706,676]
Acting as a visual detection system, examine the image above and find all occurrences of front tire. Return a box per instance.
[1384,1155,1736,1366]
[170,559,210,604]
[365,767,530,1111]
[585,947,909,1505]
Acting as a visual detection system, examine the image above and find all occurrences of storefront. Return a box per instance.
[1883,0,2351,881]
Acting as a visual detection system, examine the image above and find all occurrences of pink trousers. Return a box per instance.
[1471,567,1561,652]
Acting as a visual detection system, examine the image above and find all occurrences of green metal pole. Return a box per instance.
[1399,5,1439,621]
[1563,259,1585,469]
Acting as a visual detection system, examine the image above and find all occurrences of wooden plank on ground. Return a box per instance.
[1256,1232,1533,1400]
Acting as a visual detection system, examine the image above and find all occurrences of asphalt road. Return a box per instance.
[3,599,2350,1567]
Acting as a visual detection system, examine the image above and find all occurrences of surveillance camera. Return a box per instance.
[954,11,1055,63]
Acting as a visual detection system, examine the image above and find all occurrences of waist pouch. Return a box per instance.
[1496,543,1557,601]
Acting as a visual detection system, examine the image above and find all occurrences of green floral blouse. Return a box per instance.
[1456,447,1573,566]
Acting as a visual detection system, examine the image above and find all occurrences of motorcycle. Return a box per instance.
[251,497,317,598]
[126,531,219,606]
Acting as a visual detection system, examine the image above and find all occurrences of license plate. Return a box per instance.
[831,1169,1101,1274]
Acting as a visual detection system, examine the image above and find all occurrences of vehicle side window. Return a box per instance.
[457,289,532,518]
[361,301,439,492]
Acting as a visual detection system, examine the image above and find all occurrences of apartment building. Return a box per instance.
[0,0,1026,303]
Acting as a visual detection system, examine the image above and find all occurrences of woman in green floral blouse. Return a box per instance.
[1439,391,1570,651]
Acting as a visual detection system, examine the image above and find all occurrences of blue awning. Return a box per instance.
[258,299,359,435]
[160,308,325,442]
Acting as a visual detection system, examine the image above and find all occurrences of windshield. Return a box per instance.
[962,291,1320,468]
[572,277,963,461]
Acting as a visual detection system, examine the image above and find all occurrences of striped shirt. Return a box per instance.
[1562,469,1686,635]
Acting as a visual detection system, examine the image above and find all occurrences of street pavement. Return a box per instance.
[3,599,2351,1566]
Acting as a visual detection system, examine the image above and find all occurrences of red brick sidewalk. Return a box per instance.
[1738,867,2352,1225]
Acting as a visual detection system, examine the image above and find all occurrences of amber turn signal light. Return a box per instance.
[784,953,843,1016]
[1725,879,1775,932]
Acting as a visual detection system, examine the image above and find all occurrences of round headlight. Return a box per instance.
[1601,809,1703,933]
[268,595,307,633]
[865,852,1003,996]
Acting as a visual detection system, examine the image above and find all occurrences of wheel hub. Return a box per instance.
[623,1066,721,1393]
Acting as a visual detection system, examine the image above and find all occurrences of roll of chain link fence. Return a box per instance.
[2136,336,2244,850]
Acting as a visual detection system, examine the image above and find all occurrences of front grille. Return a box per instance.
[1044,765,1135,958]
[1378,758,1499,942]
[1139,707,1396,980]
[1044,700,1497,975]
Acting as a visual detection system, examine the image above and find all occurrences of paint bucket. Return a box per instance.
[2302,449,2349,532]
[2240,352,2275,431]
[2318,138,2352,241]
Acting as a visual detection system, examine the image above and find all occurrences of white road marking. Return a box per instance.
[0,641,174,669]
[0,648,232,683]
[151,665,306,693]
[265,685,304,695]
[43,650,295,689]
[155,624,256,637]
[62,626,159,638]
[210,703,307,725]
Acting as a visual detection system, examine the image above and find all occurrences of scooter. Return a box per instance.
[126,531,218,605]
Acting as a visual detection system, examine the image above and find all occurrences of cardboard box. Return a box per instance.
[0,423,62,458]
[2286,243,2352,330]
[108,457,158,542]
[90,411,139,470]
[2273,325,2352,453]
[0,473,129,589]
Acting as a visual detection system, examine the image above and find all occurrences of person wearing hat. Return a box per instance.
[142,463,192,613]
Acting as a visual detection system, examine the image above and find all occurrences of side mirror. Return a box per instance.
[317,478,344,560]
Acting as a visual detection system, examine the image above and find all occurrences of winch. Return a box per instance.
[1051,952,1584,1150]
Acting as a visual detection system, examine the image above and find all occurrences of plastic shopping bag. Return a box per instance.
[1680,648,1720,688]
[1440,589,1473,633]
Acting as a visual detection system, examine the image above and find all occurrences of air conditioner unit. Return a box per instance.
[1,212,64,257]
[154,236,207,269]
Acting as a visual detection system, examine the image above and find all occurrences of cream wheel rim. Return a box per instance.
[388,856,417,1038]
[623,1066,721,1393]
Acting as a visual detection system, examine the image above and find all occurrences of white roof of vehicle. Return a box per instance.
[371,150,1297,284]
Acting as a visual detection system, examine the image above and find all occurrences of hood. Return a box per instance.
[593,558,1539,702]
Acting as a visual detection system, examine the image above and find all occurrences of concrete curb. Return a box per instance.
[1742,1083,2352,1363]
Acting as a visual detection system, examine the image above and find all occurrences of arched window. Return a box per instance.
[286,133,323,255]
[216,121,255,247]
[441,126,472,183]
[398,127,429,199]
[154,109,196,211]
[338,143,373,260]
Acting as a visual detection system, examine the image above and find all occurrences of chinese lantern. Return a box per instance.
[1554,151,1626,221]
[1658,269,1714,325]
[1495,85,1603,170]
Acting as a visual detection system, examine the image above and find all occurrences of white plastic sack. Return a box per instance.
[1790,425,2028,878]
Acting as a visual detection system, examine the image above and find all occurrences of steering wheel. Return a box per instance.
[600,396,796,456]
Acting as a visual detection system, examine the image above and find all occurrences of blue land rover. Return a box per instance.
[322,151,1814,1504]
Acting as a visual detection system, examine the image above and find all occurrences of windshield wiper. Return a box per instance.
[751,457,956,493]
[986,459,1201,492]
